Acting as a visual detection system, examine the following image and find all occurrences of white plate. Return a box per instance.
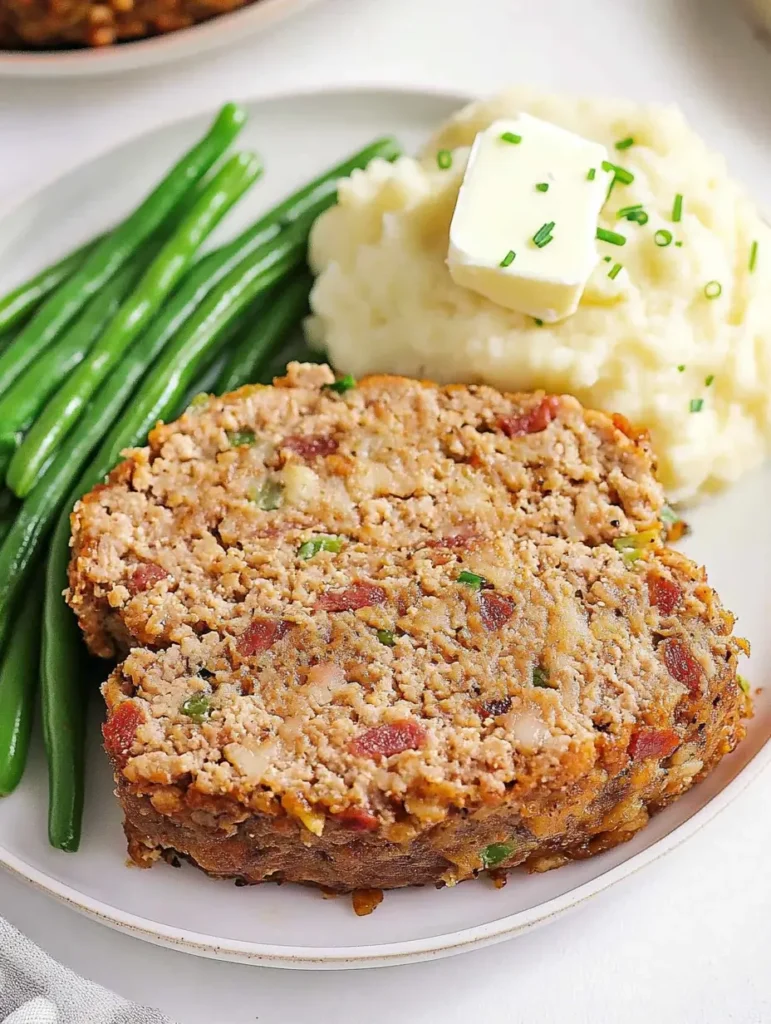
[0,0,319,78]
[0,86,769,970]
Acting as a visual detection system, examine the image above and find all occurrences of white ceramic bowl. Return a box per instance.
[0,0,319,78]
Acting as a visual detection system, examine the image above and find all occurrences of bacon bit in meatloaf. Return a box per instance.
[349,721,427,759]
[127,563,168,595]
[648,574,682,615]
[332,807,380,831]
[628,727,680,761]
[663,637,703,695]
[496,395,561,437]
[315,583,387,612]
[103,702,144,767]
[69,364,749,893]
[351,888,384,916]
[281,434,338,460]
[236,618,290,656]
[479,592,516,631]
[611,411,650,445]
[423,523,482,549]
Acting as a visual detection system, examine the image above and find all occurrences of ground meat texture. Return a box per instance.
[70,363,749,892]
[0,0,264,48]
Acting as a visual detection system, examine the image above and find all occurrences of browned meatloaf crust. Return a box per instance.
[68,363,749,891]
[0,0,259,48]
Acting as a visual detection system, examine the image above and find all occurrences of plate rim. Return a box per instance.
[0,0,320,78]
[0,82,768,969]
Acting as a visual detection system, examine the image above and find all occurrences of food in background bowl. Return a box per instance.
[743,0,771,37]
[68,364,748,892]
[308,88,771,503]
[0,0,265,48]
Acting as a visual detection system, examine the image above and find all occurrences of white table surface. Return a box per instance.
[1,0,771,1021]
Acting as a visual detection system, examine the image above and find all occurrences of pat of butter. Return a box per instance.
[447,115,613,322]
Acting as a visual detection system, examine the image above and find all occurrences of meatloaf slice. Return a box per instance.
[68,362,663,659]
[69,363,747,891]
[102,539,747,890]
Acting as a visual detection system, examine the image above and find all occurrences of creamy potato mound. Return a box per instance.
[308,88,771,502]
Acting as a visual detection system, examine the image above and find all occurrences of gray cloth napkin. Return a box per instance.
[0,916,174,1024]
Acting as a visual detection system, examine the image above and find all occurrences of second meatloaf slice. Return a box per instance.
[68,362,663,658]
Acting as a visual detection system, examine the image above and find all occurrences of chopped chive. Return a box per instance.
[738,675,751,695]
[750,240,759,272]
[533,318,544,326]
[705,374,715,387]
[617,204,648,226]
[587,167,596,181]
[672,194,683,222]
[654,229,673,247]
[532,221,555,248]
[608,263,623,280]
[603,255,612,263]
[674,240,683,248]
[532,665,554,688]
[613,529,659,564]
[324,373,357,394]
[535,182,549,193]
[677,364,686,372]
[690,398,704,413]
[500,250,516,268]
[596,227,626,246]
[704,280,722,300]
[500,131,522,145]
[457,570,487,590]
[660,504,680,525]
[376,629,396,647]
[615,137,635,151]
[226,429,256,447]
[180,694,211,723]
[437,149,453,170]
[297,535,344,559]
[602,161,635,185]
[480,842,515,868]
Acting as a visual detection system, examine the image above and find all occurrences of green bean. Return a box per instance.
[0,220,300,656]
[216,274,311,393]
[0,433,17,458]
[0,584,42,797]
[0,103,246,398]
[0,254,146,438]
[84,223,306,483]
[0,235,102,338]
[103,133,402,398]
[42,510,88,850]
[35,231,301,845]
[263,135,401,234]
[0,489,17,547]
[8,151,262,498]
[173,312,253,416]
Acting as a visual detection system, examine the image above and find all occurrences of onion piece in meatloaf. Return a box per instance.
[69,363,749,890]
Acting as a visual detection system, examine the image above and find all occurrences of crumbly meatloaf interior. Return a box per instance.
[69,363,748,890]
[69,363,663,659]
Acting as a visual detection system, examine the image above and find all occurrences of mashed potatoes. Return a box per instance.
[308,88,771,502]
